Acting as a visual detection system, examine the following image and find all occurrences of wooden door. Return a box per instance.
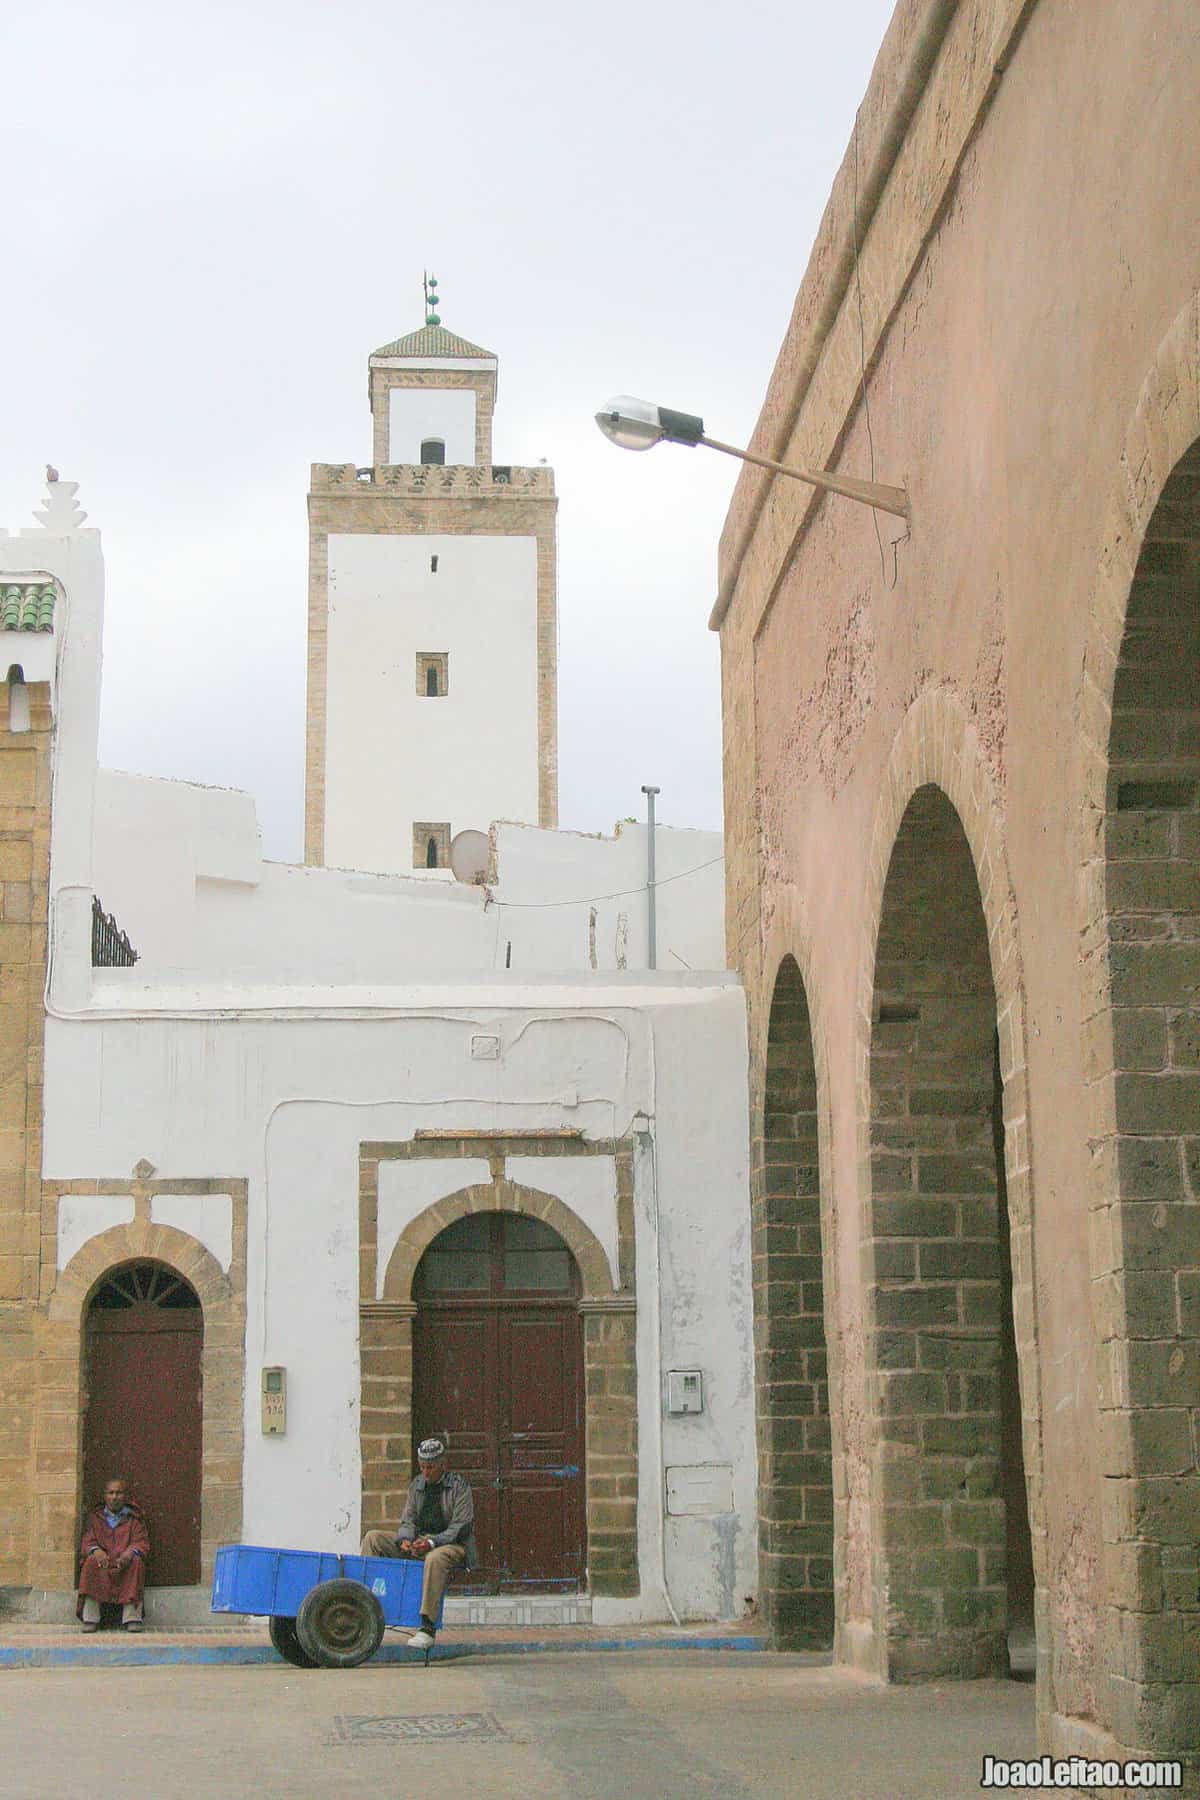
[82,1263,203,1586]
[413,1213,584,1590]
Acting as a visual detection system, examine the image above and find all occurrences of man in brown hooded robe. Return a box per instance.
[77,1478,150,1631]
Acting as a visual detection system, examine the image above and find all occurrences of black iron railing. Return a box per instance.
[92,896,138,967]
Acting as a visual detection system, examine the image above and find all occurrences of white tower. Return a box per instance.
[304,282,558,875]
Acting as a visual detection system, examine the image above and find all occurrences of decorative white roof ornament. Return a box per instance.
[34,472,87,532]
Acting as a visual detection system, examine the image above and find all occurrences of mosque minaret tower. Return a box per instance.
[304,277,558,875]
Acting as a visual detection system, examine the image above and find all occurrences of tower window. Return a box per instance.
[420,438,446,466]
[416,653,448,698]
[413,822,451,871]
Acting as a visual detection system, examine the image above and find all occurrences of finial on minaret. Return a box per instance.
[423,270,441,327]
[34,470,87,532]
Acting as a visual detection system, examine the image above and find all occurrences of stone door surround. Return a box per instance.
[34,1174,247,1592]
[358,1131,638,1597]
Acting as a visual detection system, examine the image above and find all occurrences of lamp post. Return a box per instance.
[594,395,909,520]
[641,784,660,970]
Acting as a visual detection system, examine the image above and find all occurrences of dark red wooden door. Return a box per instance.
[82,1263,203,1586]
[413,1214,584,1590]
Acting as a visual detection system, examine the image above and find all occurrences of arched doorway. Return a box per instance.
[754,955,833,1647]
[413,1212,585,1591]
[866,784,1034,1679]
[1099,435,1200,1748]
[82,1261,203,1586]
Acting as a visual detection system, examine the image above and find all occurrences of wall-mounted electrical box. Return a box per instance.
[666,1369,704,1415]
[261,1367,287,1435]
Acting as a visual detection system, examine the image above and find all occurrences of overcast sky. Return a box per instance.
[2,0,895,860]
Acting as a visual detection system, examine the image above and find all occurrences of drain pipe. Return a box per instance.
[635,1112,682,1627]
[641,785,660,969]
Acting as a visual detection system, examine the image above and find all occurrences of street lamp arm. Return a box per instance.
[700,435,910,522]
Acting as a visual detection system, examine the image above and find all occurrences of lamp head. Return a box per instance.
[595,396,705,452]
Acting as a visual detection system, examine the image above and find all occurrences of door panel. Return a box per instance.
[414,1301,583,1589]
[83,1317,203,1586]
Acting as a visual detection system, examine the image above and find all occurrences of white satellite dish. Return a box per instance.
[449,829,490,884]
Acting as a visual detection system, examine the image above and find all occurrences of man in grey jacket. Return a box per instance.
[360,1436,476,1648]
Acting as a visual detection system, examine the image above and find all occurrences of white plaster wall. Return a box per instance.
[388,388,476,465]
[324,533,540,876]
[150,1193,233,1274]
[42,983,755,1618]
[89,778,726,984]
[491,821,727,974]
[376,1158,491,1297]
[57,1193,134,1269]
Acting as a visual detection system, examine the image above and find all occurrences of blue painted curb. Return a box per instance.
[0,1632,767,1671]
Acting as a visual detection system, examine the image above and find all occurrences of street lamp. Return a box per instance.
[594,395,909,520]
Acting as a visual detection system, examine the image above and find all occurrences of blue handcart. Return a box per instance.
[212,1543,442,1669]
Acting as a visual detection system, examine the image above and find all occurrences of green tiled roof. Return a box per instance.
[0,584,55,632]
[371,323,496,361]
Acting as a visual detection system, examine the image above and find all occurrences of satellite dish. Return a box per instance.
[449,829,490,884]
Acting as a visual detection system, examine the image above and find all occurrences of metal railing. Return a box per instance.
[91,896,138,967]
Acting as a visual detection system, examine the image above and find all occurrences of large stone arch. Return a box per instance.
[1076,292,1200,1765]
[34,1218,244,1591]
[361,1163,638,1598]
[854,686,1046,1689]
[750,918,843,1648]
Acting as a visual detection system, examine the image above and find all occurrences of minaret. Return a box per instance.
[304,278,558,875]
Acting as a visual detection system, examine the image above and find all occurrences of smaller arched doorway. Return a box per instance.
[413,1213,585,1591]
[82,1262,203,1585]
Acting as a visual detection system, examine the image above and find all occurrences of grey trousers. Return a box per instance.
[360,1530,467,1623]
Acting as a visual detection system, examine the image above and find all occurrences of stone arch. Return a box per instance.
[364,1173,637,1598]
[34,1219,244,1592]
[855,686,1045,1686]
[1076,292,1200,1763]
[382,1180,617,1304]
[751,939,840,1647]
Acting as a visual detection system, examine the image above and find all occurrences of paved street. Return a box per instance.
[0,1653,1038,1799]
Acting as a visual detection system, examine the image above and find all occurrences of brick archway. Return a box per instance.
[1076,292,1200,1764]
[750,939,842,1648]
[360,1161,638,1598]
[34,1219,245,1591]
[854,687,1045,1688]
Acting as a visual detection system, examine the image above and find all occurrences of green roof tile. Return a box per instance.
[0,584,55,632]
[370,323,496,361]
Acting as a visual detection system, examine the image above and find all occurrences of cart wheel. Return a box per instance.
[295,1579,385,1669]
[268,1614,318,1669]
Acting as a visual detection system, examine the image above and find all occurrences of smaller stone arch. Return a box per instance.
[381,1179,617,1304]
[33,1218,244,1594]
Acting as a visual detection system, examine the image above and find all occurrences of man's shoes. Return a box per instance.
[406,1629,435,1649]
[80,1621,99,1633]
[123,1620,144,1633]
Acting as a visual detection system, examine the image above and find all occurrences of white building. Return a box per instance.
[0,408,756,1630]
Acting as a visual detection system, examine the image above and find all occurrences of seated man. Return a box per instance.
[360,1436,476,1649]
[77,1477,149,1632]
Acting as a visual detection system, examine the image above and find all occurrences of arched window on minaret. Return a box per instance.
[7,666,29,734]
[420,438,446,466]
[426,666,439,697]
[426,836,439,869]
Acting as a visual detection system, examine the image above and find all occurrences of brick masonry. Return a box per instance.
[1079,404,1200,1762]
[358,1134,638,1598]
[0,675,51,1586]
[754,956,834,1647]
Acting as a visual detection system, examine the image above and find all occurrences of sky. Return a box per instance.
[2,0,897,860]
